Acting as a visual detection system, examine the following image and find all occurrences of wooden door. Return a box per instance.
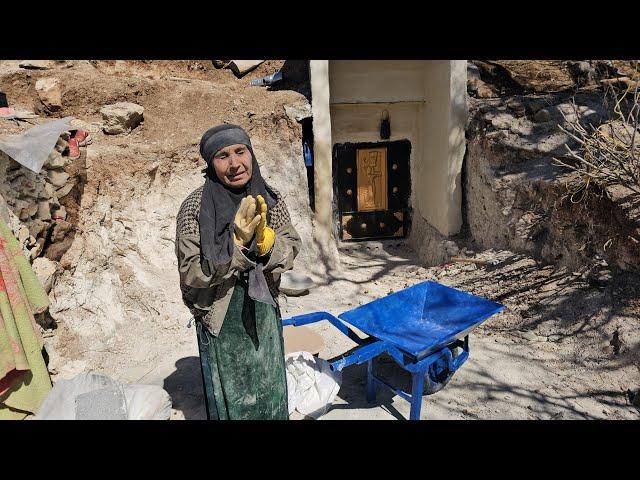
[356,148,388,212]
[333,140,411,241]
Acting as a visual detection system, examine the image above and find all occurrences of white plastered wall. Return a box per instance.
[310,60,467,246]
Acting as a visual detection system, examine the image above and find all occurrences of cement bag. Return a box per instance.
[36,372,121,420]
[285,351,342,419]
[35,372,172,420]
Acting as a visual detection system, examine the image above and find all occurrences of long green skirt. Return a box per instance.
[196,277,288,420]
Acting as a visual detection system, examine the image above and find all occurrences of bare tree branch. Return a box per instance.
[553,72,640,200]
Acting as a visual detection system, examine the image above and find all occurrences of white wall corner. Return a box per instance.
[446,60,468,236]
[309,61,334,243]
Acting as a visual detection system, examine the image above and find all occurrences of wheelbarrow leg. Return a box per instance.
[409,371,425,420]
[366,359,376,403]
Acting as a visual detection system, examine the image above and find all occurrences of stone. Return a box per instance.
[44,152,67,169]
[533,108,551,123]
[284,104,312,123]
[56,181,75,199]
[29,219,49,239]
[51,220,72,242]
[17,225,30,244]
[19,60,54,70]
[443,240,460,256]
[36,201,51,221]
[526,100,547,115]
[43,182,56,198]
[521,331,544,342]
[32,257,58,293]
[47,170,69,188]
[100,102,144,135]
[567,61,596,85]
[490,113,513,130]
[506,99,526,117]
[54,137,68,153]
[405,265,423,274]
[597,120,640,147]
[35,77,63,112]
[29,238,45,260]
[26,203,39,218]
[476,82,496,98]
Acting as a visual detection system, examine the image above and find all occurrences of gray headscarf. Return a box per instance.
[198,124,277,307]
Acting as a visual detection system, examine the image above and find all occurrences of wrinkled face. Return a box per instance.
[212,143,253,188]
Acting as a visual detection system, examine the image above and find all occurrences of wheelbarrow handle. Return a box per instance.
[282,311,365,344]
[330,341,390,372]
[281,311,338,327]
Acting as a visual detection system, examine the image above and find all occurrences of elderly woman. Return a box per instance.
[175,124,301,420]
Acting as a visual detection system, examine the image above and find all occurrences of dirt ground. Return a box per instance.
[1,60,638,420]
[157,241,640,420]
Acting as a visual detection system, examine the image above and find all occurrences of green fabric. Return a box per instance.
[0,218,50,314]
[197,275,288,420]
[0,218,52,420]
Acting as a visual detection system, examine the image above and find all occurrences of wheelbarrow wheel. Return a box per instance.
[423,346,464,395]
[423,368,454,395]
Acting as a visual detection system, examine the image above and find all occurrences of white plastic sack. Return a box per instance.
[285,351,342,419]
[35,372,172,420]
[123,384,172,420]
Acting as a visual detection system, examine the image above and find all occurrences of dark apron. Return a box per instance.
[196,274,288,420]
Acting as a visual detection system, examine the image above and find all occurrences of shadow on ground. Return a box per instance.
[163,356,207,420]
[323,362,408,420]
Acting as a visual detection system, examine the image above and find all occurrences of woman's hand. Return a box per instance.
[255,195,275,256]
[233,196,261,246]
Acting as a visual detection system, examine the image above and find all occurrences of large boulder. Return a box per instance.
[100,102,144,135]
[35,77,63,112]
[20,60,54,70]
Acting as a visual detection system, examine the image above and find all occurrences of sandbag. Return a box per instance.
[35,372,172,420]
[285,351,341,419]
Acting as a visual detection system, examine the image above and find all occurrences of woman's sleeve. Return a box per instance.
[263,223,301,274]
[176,232,256,288]
[263,197,302,274]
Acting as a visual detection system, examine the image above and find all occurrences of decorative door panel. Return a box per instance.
[333,140,411,241]
[356,148,387,212]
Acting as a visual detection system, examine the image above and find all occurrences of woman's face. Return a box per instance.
[212,143,253,188]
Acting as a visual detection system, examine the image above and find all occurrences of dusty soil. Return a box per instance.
[164,242,640,420]
[1,60,638,420]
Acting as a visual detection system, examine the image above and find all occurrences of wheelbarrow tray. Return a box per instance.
[338,280,504,360]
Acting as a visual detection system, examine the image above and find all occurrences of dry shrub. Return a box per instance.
[554,75,640,203]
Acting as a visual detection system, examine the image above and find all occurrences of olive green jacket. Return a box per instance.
[175,185,301,336]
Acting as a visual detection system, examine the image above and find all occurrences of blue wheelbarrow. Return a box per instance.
[282,280,505,420]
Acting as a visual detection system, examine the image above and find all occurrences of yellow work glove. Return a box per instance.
[255,194,275,256]
[234,196,261,246]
